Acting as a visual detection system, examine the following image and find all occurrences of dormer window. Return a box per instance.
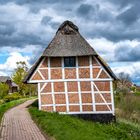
[64,57,76,67]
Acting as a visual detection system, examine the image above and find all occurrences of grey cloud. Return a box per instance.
[0,0,83,5]
[41,16,52,25]
[0,0,140,47]
[77,4,95,17]
[29,45,45,64]
[108,0,139,8]
[0,21,49,49]
[76,3,113,23]
[0,22,16,36]
[115,45,140,61]
[41,16,60,29]
[117,4,140,25]
[0,30,47,47]
[82,20,140,42]
[0,0,83,13]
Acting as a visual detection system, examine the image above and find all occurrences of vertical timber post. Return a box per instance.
[110,81,115,115]
[38,83,41,110]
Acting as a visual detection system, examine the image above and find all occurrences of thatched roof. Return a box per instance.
[0,76,18,87]
[11,82,18,87]
[23,20,117,83]
[42,20,97,57]
[0,76,11,82]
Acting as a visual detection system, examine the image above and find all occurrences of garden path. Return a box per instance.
[0,99,47,140]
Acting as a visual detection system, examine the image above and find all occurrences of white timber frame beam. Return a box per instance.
[28,78,113,83]
[92,82,112,111]
[48,57,51,80]
[40,83,48,93]
[38,69,45,80]
[62,57,69,113]
[38,83,41,110]
[110,81,115,115]
[76,56,82,113]
[90,56,96,111]
[51,82,56,112]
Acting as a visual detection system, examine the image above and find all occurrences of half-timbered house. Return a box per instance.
[24,21,117,122]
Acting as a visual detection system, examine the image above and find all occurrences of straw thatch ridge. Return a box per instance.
[42,20,97,57]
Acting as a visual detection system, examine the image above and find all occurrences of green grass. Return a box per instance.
[29,107,140,140]
[0,98,34,123]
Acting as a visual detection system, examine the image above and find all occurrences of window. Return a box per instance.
[64,57,76,67]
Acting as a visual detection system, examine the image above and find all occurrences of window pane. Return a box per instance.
[64,57,76,67]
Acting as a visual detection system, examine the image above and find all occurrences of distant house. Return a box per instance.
[0,76,18,93]
[24,21,117,122]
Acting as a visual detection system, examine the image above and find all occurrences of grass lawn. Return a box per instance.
[29,106,140,140]
[0,97,35,123]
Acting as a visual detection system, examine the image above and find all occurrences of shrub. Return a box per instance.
[4,92,22,102]
[0,99,5,105]
[0,83,9,99]
[116,94,140,123]
[134,91,140,96]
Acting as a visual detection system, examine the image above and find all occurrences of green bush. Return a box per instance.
[134,91,140,96]
[0,83,9,99]
[0,99,5,105]
[4,92,22,102]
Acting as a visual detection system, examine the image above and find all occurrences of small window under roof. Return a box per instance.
[64,57,76,67]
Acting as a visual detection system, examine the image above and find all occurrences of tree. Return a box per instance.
[116,72,132,95]
[12,61,36,96]
[118,72,131,87]
[0,83,9,99]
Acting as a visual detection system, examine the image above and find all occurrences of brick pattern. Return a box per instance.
[99,70,109,78]
[67,82,78,92]
[31,71,42,80]
[96,105,112,111]
[92,56,100,66]
[82,105,93,111]
[93,68,100,78]
[65,68,76,79]
[0,100,46,140]
[39,57,48,68]
[42,106,53,112]
[41,94,53,104]
[30,56,113,113]
[39,81,112,113]
[69,105,80,112]
[80,81,91,91]
[56,106,66,112]
[41,83,51,93]
[51,69,62,79]
[94,82,110,91]
[95,93,111,103]
[54,82,65,92]
[81,93,92,103]
[39,69,48,79]
[55,94,66,104]
[79,68,90,78]
[68,93,79,103]
[78,56,89,66]
[50,57,61,67]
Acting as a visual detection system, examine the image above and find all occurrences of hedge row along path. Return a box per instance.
[0,99,46,140]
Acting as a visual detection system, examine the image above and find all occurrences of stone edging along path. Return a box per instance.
[0,99,47,140]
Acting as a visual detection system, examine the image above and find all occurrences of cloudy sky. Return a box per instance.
[0,0,140,84]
